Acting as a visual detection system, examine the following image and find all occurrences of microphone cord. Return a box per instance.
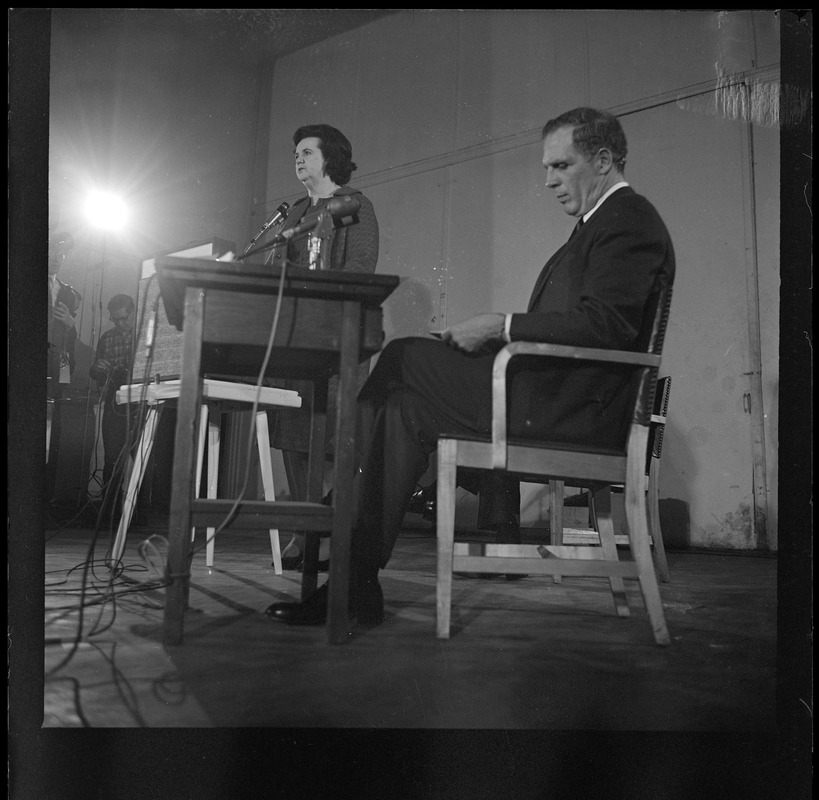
[189,260,290,555]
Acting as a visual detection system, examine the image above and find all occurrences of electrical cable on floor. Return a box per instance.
[43,675,93,728]
[137,534,170,582]
[44,275,167,678]
[87,640,149,727]
[46,266,286,675]
[151,669,190,707]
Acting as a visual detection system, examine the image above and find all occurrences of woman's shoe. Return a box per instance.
[297,558,330,573]
[277,537,305,570]
[280,554,304,570]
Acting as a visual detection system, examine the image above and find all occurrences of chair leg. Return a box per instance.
[255,411,282,575]
[549,480,564,584]
[624,436,670,646]
[647,459,670,582]
[591,487,630,617]
[192,404,209,543]
[436,439,458,639]
[204,406,220,567]
[109,405,162,567]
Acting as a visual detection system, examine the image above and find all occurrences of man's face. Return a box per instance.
[294,137,326,185]
[109,306,135,333]
[542,126,603,218]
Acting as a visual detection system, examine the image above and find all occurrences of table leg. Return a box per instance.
[301,379,328,599]
[164,289,205,645]
[326,300,360,644]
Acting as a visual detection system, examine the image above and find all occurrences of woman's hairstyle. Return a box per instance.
[542,107,628,173]
[293,124,357,185]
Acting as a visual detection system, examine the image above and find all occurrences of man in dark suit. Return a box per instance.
[266,106,676,626]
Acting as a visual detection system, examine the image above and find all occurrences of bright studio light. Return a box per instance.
[84,190,128,231]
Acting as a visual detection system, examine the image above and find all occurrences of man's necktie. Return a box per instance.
[571,217,584,238]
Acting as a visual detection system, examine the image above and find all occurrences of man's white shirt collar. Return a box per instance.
[582,181,629,224]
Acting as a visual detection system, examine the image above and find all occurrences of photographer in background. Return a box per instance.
[89,293,137,523]
[46,232,81,505]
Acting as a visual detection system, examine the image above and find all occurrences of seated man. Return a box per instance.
[266,106,676,626]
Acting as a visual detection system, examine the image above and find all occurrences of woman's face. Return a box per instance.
[294,137,326,186]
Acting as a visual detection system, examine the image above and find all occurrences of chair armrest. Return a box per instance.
[490,342,661,469]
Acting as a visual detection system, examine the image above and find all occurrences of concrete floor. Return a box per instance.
[10,517,808,799]
[41,520,777,731]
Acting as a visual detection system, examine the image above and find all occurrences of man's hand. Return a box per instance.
[53,301,75,329]
[90,358,112,382]
[441,313,506,353]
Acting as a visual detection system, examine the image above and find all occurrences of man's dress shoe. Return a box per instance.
[265,585,331,625]
[406,484,436,522]
[264,580,384,627]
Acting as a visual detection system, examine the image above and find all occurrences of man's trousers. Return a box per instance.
[353,337,519,573]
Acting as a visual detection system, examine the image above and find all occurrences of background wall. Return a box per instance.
[261,9,781,550]
[44,9,782,550]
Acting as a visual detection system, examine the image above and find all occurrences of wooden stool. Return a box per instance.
[109,378,301,570]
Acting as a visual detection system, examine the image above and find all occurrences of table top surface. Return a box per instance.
[157,256,400,327]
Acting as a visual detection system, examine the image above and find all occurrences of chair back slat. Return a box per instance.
[631,285,673,427]
[645,375,671,473]
[652,376,671,459]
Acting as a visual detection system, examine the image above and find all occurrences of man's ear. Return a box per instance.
[595,147,614,174]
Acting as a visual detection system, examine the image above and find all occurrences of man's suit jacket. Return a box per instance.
[506,186,675,448]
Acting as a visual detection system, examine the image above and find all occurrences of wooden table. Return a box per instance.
[156,257,399,644]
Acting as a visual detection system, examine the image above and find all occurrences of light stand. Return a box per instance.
[77,190,129,515]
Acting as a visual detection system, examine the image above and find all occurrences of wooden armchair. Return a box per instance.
[549,375,673,583]
[436,287,673,646]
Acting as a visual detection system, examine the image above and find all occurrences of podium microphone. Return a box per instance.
[272,195,361,244]
[240,202,291,257]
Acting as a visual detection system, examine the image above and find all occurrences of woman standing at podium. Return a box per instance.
[267,124,380,570]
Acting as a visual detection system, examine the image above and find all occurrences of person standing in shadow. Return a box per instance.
[46,232,81,511]
[89,293,139,526]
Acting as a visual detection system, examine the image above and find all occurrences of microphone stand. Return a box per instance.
[240,207,338,264]
[239,222,276,260]
[308,211,336,271]
[238,204,290,260]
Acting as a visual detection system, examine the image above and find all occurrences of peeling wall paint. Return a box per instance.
[701,503,755,548]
